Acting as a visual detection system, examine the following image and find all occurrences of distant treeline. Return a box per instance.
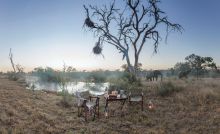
[28,67,125,83]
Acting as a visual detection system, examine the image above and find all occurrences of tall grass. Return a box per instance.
[7,71,19,81]
[33,67,59,82]
[108,72,142,91]
[56,70,73,107]
[157,81,184,96]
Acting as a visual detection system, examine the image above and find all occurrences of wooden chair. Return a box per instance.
[76,91,86,117]
[76,92,99,121]
[128,91,144,111]
[84,96,100,121]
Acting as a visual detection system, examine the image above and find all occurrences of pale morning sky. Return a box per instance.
[0,0,220,72]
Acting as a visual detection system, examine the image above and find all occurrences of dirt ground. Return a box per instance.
[0,75,219,134]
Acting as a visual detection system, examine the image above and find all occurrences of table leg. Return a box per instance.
[104,99,109,117]
[120,99,127,117]
[120,99,126,110]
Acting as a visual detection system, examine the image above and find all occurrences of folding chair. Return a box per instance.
[128,91,144,111]
[76,91,100,121]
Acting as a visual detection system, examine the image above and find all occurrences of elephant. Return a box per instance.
[146,72,154,81]
[146,70,163,81]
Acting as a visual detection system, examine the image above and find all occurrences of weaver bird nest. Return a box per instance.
[93,41,102,55]
[85,17,95,28]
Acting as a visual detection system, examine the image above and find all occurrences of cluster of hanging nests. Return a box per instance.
[84,11,105,55]
[84,17,103,56]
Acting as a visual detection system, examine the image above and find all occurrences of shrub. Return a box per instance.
[108,77,129,90]
[122,72,137,83]
[108,72,142,92]
[39,71,58,82]
[157,81,183,96]
[56,70,73,108]
[86,71,106,83]
[33,67,59,83]
[7,72,19,81]
[58,90,73,107]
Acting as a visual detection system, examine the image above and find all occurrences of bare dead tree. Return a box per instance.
[16,64,24,73]
[84,0,183,74]
[9,48,16,73]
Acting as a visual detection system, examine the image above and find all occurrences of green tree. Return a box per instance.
[174,62,191,74]
[33,67,45,73]
[66,66,76,72]
[83,0,182,75]
[185,54,217,79]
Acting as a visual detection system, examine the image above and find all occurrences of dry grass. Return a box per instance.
[0,76,219,134]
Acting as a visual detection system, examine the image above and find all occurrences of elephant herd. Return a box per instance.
[146,70,163,81]
[145,69,192,81]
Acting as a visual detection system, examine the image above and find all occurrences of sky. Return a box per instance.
[0,0,220,72]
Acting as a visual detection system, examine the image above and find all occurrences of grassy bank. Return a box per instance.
[0,76,219,134]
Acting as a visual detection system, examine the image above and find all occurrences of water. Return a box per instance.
[25,75,109,96]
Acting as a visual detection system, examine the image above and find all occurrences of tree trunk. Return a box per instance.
[9,49,16,73]
[10,59,16,73]
[125,53,134,74]
[124,52,140,77]
[134,54,139,76]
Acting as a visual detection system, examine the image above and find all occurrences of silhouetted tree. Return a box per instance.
[178,70,191,79]
[174,62,191,79]
[67,66,76,72]
[9,48,24,74]
[9,48,16,73]
[83,0,182,75]
[174,62,191,74]
[33,67,45,73]
[16,64,24,73]
[185,54,217,79]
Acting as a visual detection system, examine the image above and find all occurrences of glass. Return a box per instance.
[117,94,121,98]
[120,90,124,95]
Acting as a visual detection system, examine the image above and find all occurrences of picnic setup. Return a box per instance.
[76,87,147,122]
